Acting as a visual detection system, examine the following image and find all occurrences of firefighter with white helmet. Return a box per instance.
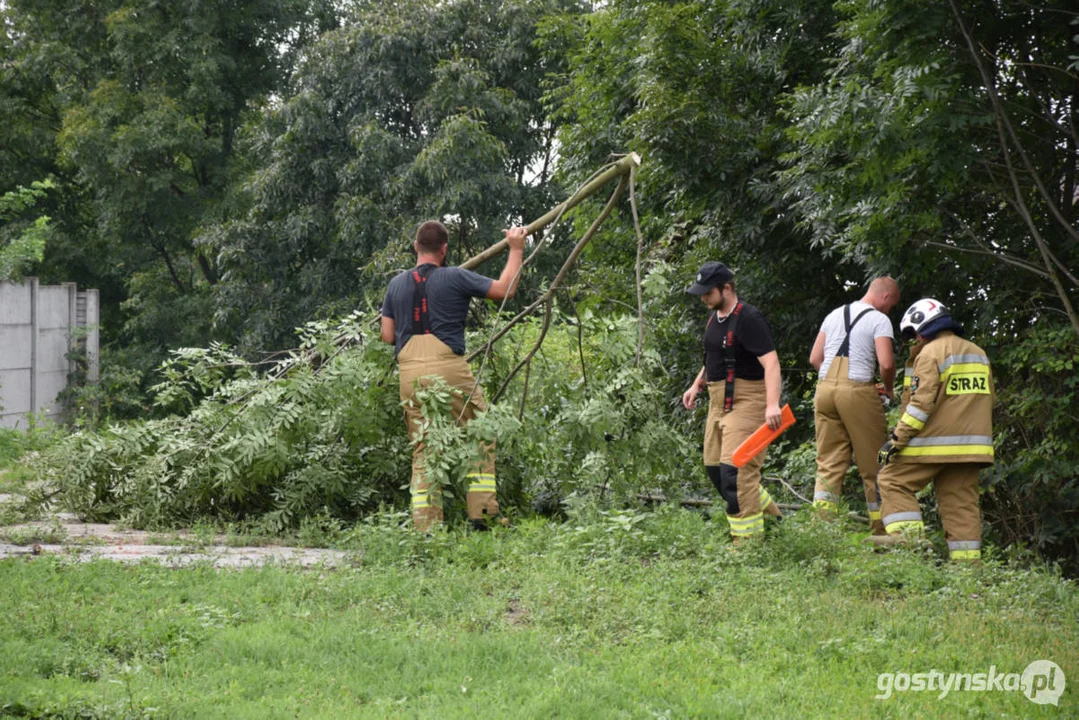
[870,298,995,561]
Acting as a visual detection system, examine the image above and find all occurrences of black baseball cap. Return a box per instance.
[686,261,733,295]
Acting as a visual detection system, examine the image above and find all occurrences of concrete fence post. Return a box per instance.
[29,276,39,420]
[86,289,100,383]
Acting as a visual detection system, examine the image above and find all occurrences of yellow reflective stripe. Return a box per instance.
[900,412,926,430]
[885,519,924,535]
[759,487,774,509]
[950,549,981,560]
[466,473,497,493]
[940,356,988,377]
[813,499,838,513]
[941,363,990,377]
[900,444,993,457]
[728,513,764,536]
[868,510,882,521]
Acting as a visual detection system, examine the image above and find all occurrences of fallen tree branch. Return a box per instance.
[459,154,641,271]
[469,175,629,363]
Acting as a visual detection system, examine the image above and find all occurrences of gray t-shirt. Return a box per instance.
[381,266,493,356]
[817,301,895,382]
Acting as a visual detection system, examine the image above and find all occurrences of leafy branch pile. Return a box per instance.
[34,300,701,529]
[36,315,409,530]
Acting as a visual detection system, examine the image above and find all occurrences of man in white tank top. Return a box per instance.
[809,277,900,534]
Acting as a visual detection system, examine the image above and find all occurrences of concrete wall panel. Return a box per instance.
[0,326,32,370]
[0,278,98,429]
[0,368,32,428]
[37,369,67,418]
[37,287,73,330]
[0,283,31,324]
[37,330,71,373]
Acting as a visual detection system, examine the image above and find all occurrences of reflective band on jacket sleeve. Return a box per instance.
[866,501,881,521]
[903,370,913,387]
[950,549,981,560]
[901,405,929,430]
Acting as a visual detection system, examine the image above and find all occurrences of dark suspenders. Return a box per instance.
[410,263,439,335]
[836,304,874,357]
[722,302,744,412]
[704,302,745,412]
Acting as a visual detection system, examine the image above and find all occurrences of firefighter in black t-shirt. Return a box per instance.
[683,262,784,539]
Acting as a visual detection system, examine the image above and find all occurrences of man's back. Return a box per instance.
[381,266,493,356]
[817,301,894,382]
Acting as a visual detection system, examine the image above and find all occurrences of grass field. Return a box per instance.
[1,507,1076,719]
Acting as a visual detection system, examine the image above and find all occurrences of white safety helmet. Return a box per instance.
[899,298,949,339]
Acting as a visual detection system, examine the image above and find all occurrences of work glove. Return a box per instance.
[878,435,900,467]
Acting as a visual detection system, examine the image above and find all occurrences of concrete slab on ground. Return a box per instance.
[0,542,349,568]
[0,490,350,568]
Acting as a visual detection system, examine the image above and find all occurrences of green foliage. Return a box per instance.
[34,314,410,529]
[1,0,334,356]
[0,179,54,280]
[208,0,584,352]
[1,512,1077,716]
[984,321,1079,572]
[34,307,704,530]
[546,0,850,413]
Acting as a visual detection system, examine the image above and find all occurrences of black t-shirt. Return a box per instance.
[704,302,775,382]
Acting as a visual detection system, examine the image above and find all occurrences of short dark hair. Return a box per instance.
[415,221,448,253]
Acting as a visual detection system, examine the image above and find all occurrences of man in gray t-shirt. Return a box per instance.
[381,266,493,356]
[809,277,900,534]
[380,220,527,531]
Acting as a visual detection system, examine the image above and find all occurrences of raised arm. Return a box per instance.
[486,227,528,300]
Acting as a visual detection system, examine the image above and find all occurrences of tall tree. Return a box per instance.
[546,0,842,389]
[207,0,583,353]
[1,0,335,351]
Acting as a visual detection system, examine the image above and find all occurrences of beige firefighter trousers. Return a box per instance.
[877,461,982,560]
[813,357,887,533]
[705,379,775,537]
[398,335,499,531]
